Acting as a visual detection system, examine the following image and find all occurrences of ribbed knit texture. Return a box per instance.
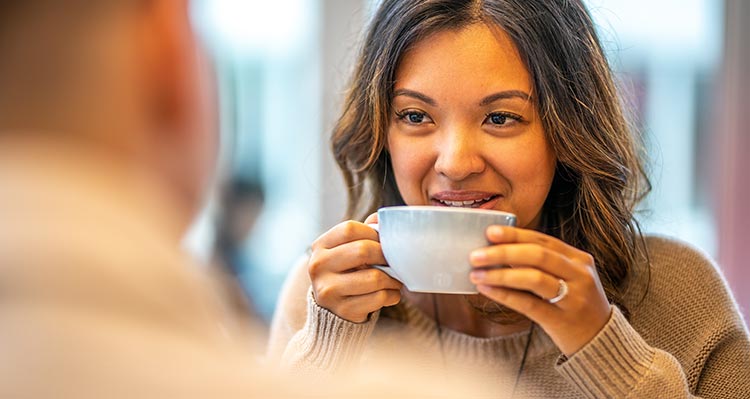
[555,308,655,398]
[280,290,378,373]
[268,236,750,398]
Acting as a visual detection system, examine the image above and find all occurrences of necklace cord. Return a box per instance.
[512,322,534,397]
[432,294,446,366]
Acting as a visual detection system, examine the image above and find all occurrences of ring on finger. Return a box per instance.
[547,279,568,304]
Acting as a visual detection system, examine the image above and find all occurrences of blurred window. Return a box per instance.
[585,0,724,255]
[190,0,325,320]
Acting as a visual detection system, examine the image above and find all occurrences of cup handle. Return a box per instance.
[373,264,402,283]
[367,223,402,282]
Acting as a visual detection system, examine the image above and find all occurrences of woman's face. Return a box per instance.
[387,23,556,229]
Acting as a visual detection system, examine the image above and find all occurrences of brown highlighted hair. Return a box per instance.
[332,0,650,313]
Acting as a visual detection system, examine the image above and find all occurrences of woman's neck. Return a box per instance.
[403,291,531,338]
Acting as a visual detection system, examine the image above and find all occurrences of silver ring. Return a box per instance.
[548,279,568,304]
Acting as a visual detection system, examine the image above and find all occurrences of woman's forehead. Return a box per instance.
[393,23,532,101]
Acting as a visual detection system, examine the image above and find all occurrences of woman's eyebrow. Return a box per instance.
[479,90,532,106]
[392,89,437,106]
[393,88,532,107]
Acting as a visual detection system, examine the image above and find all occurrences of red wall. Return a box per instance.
[717,0,750,326]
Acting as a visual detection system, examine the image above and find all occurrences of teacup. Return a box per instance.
[372,206,516,294]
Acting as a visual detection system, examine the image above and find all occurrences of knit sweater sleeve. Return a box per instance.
[556,307,691,398]
[555,237,750,398]
[267,255,379,373]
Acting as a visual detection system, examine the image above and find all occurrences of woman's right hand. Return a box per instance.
[308,213,403,323]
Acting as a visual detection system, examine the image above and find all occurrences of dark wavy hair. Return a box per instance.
[331,0,651,315]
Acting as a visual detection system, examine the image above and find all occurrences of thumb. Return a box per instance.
[364,212,379,225]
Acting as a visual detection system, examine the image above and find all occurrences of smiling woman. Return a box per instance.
[387,24,555,231]
[267,0,750,397]
[386,23,561,331]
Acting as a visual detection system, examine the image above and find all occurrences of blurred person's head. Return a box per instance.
[333,0,650,318]
[219,179,265,249]
[0,0,216,228]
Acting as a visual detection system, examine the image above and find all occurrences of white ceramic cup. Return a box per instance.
[372,206,516,294]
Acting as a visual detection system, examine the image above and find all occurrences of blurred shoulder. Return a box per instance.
[279,254,312,305]
[266,253,313,360]
[270,254,312,326]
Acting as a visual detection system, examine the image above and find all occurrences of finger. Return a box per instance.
[313,220,380,250]
[470,243,580,280]
[476,285,559,325]
[485,226,588,262]
[335,268,403,296]
[364,212,379,225]
[309,239,386,274]
[337,289,402,323]
[470,268,561,300]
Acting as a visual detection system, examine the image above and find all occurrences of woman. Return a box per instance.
[268,0,750,397]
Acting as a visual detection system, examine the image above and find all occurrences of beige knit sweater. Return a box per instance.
[269,236,750,398]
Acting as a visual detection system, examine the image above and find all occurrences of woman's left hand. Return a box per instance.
[469,225,612,357]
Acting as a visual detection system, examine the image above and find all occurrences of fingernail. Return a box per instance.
[470,250,486,262]
[488,225,503,237]
[470,270,485,282]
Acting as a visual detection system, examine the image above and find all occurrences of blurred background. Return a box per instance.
[184,0,749,325]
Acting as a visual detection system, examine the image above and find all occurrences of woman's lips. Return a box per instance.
[430,191,502,209]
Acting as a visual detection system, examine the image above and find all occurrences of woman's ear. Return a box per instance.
[133,0,218,212]
[136,0,194,133]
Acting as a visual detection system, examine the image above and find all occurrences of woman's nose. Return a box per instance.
[433,130,485,181]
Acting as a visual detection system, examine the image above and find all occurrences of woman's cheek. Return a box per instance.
[389,140,434,205]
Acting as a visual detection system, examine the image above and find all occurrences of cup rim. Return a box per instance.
[378,205,516,218]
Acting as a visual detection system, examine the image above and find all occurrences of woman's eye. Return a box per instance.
[484,112,521,127]
[408,113,425,123]
[396,110,432,125]
[489,113,507,125]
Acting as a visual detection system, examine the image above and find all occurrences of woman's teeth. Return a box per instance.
[438,196,494,208]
